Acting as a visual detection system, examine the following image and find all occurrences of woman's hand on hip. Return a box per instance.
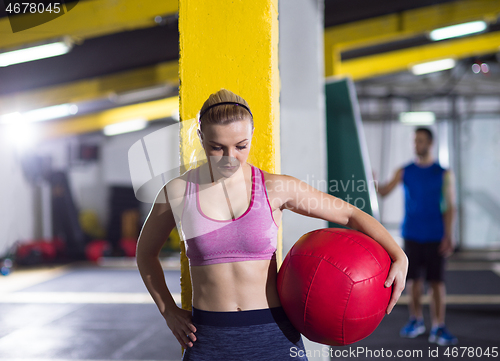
[164,306,197,348]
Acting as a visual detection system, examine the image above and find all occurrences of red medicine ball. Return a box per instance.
[277,228,392,346]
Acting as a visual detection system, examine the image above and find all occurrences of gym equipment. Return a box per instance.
[277,228,392,346]
[85,239,112,262]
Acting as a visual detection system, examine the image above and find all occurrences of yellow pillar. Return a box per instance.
[178,0,281,315]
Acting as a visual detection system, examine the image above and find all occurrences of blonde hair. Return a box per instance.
[199,89,253,131]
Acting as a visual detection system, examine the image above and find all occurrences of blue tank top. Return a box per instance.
[402,162,446,243]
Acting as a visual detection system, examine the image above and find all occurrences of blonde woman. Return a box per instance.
[136,89,408,360]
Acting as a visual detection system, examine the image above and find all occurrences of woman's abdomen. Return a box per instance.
[190,259,281,311]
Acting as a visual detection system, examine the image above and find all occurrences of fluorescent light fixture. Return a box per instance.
[108,84,174,104]
[103,119,147,136]
[23,104,78,122]
[0,104,78,124]
[0,37,73,67]
[399,112,436,125]
[411,58,456,75]
[430,21,487,41]
[0,112,22,124]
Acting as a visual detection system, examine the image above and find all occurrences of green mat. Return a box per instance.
[325,78,379,228]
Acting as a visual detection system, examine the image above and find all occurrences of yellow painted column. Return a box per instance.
[178,0,281,317]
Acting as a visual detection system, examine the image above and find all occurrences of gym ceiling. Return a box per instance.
[0,0,499,138]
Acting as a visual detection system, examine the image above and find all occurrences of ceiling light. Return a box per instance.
[0,112,22,124]
[23,104,78,122]
[103,119,147,136]
[411,58,456,75]
[430,21,487,41]
[108,84,174,104]
[399,112,435,125]
[0,37,73,67]
[0,104,78,124]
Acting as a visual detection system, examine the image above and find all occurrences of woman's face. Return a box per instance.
[198,117,254,177]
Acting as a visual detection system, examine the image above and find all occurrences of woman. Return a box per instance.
[136,89,408,360]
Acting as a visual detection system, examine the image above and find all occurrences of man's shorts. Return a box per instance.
[404,239,446,282]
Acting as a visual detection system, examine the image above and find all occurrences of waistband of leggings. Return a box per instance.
[191,306,289,327]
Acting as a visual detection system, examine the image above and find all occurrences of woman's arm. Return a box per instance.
[136,183,197,348]
[278,174,408,314]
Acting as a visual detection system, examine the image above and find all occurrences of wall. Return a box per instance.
[460,116,500,249]
[0,132,36,256]
[279,0,327,256]
[279,0,328,359]
[0,121,178,257]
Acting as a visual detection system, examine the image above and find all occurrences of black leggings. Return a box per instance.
[181,306,309,361]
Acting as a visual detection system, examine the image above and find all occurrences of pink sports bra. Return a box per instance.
[180,164,279,266]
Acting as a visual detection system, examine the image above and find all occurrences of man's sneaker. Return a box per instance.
[400,318,426,338]
[428,325,458,346]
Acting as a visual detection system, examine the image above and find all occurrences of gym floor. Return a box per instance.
[0,254,499,361]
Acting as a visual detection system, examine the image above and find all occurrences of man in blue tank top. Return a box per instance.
[378,127,458,346]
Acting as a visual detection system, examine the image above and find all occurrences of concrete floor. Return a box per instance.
[0,257,499,361]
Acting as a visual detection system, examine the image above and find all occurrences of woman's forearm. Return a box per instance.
[137,253,178,316]
[347,207,407,263]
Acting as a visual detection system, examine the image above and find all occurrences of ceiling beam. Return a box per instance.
[0,0,177,51]
[335,31,500,81]
[34,96,179,140]
[0,61,179,114]
[325,0,500,77]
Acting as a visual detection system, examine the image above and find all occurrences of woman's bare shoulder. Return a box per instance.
[163,169,192,204]
[259,169,294,190]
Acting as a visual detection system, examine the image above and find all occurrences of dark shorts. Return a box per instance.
[181,306,308,361]
[404,239,446,282]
